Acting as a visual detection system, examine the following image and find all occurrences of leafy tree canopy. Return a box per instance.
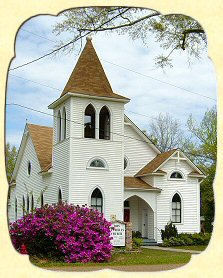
[52,7,206,68]
[187,106,217,167]
[6,142,17,183]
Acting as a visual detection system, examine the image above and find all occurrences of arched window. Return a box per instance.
[15,197,17,220]
[99,106,110,140]
[124,157,128,170]
[57,110,62,142]
[91,188,103,213]
[40,192,44,207]
[172,193,182,223]
[27,194,29,213]
[90,159,105,168]
[27,160,32,176]
[58,188,62,203]
[84,104,95,138]
[22,196,25,216]
[31,194,34,213]
[170,171,183,179]
[62,107,66,140]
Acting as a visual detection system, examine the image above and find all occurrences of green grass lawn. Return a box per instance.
[30,248,191,268]
[167,245,207,251]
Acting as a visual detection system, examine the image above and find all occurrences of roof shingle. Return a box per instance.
[28,124,53,172]
[61,38,129,101]
[124,177,161,191]
[135,149,177,177]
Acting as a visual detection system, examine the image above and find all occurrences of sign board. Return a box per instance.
[110,221,126,246]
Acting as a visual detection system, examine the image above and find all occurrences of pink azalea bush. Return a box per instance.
[9,203,113,263]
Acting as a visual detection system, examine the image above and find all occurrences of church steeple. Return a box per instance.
[61,37,129,101]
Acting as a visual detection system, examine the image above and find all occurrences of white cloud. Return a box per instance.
[6,14,217,147]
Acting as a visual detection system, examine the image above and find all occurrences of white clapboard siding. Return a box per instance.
[69,138,124,220]
[53,99,71,145]
[8,136,70,222]
[70,97,124,142]
[155,159,200,243]
[124,124,157,176]
[50,140,70,203]
[8,135,44,222]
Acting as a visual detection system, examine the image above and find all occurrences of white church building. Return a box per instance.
[8,37,205,243]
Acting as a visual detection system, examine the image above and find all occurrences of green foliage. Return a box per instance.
[5,142,17,182]
[162,233,211,247]
[187,106,216,232]
[161,222,178,240]
[53,7,206,68]
[132,231,142,238]
[187,106,217,165]
[132,237,143,249]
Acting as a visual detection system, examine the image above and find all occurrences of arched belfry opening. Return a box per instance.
[57,110,62,142]
[62,107,66,140]
[99,106,110,140]
[84,104,95,138]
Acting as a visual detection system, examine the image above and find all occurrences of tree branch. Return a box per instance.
[79,12,160,32]
[181,28,205,50]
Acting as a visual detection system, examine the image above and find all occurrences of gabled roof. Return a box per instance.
[124,177,161,191]
[124,115,161,154]
[60,37,129,101]
[27,124,53,171]
[135,149,177,177]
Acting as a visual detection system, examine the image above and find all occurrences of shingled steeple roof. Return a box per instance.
[61,37,129,101]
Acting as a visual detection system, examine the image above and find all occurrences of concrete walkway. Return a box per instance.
[142,246,201,254]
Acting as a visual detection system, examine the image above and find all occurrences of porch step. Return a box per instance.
[142,238,158,246]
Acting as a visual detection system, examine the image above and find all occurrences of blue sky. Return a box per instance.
[6,13,217,148]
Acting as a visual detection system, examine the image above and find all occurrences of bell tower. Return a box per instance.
[49,37,130,220]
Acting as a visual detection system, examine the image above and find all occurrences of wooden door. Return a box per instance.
[124,208,130,222]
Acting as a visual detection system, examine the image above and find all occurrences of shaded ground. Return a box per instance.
[43,264,187,272]
[31,248,191,271]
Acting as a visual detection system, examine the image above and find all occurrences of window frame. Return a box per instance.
[124,156,129,171]
[90,188,103,213]
[84,104,96,139]
[15,197,17,221]
[27,194,29,213]
[40,192,44,207]
[62,107,67,140]
[31,194,34,213]
[168,170,185,181]
[57,110,62,142]
[171,193,183,224]
[22,195,25,216]
[99,105,111,140]
[27,160,32,176]
[87,157,108,170]
[58,187,62,203]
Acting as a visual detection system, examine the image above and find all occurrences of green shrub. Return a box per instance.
[132,237,143,249]
[161,222,178,240]
[162,233,211,247]
[132,231,142,238]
